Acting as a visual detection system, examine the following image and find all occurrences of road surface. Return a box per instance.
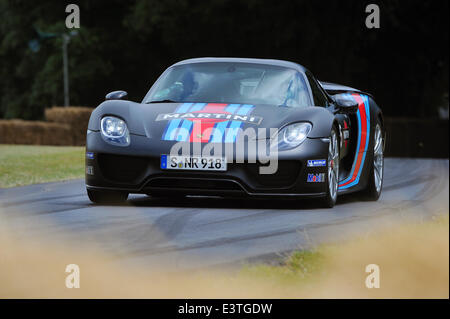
[0,158,448,269]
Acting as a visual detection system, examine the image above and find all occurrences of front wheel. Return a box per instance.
[323,127,340,208]
[87,189,129,204]
[362,123,384,200]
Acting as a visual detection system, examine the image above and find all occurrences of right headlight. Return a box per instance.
[272,122,312,151]
[100,116,130,146]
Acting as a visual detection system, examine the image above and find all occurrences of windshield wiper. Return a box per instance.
[146,99,179,104]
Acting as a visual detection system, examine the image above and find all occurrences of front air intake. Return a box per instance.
[98,154,149,183]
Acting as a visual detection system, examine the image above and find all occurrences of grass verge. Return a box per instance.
[0,144,84,188]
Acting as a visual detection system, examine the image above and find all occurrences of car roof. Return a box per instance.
[170,57,307,72]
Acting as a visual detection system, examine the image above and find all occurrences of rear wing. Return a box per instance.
[319,81,374,99]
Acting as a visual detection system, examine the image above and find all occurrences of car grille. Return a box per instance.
[98,153,149,183]
[97,154,301,190]
[146,178,243,191]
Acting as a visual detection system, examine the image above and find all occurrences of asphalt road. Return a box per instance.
[0,158,448,270]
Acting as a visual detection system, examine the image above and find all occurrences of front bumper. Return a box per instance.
[85,132,330,198]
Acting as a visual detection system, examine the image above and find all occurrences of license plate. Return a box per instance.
[160,155,227,171]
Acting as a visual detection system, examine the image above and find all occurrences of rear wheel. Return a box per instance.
[362,123,384,200]
[87,189,128,204]
[323,127,340,208]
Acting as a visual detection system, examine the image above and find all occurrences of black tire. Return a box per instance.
[362,160,382,201]
[323,126,340,208]
[87,189,128,204]
[362,122,384,201]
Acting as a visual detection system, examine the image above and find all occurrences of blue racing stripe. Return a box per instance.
[236,104,254,115]
[174,103,206,141]
[162,103,193,140]
[339,106,362,189]
[189,103,207,112]
[209,121,228,143]
[175,120,193,141]
[209,104,241,143]
[207,104,237,143]
[225,104,240,114]
[224,104,254,143]
[339,94,360,186]
[177,102,194,113]
[339,94,371,189]
[224,121,242,143]
[341,95,370,188]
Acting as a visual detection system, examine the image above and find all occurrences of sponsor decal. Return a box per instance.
[86,165,94,175]
[156,112,262,124]
[307,173,325,183]
[86,152,94,159]
[161,103,257,143]
[339,94,370,190]
[307,159,327,167]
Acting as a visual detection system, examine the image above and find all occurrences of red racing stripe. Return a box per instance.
[339,94,368,187]
[189,103,229,143]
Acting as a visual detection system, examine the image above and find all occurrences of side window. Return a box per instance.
[281,72,312,108]
[296,72,313,107]
[306,71,329,107]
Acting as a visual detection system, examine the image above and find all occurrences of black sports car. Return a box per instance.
[85,58,385,207]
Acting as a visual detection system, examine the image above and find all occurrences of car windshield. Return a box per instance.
[143,62,312,107]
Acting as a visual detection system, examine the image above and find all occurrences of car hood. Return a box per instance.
[88,101,334,140]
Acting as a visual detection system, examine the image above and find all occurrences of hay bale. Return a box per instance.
[0,119,72,145]
[45,107,93,146]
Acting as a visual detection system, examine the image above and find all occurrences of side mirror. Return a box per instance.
[105,90,128,100]
[334,96,358,114]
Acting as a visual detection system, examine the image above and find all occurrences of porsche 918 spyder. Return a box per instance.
[85,58,385,207]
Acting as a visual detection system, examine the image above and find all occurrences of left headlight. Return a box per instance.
[272,122,312,151]
[100,116,130,146]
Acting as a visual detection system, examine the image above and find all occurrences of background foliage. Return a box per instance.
[0,0,448,120]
